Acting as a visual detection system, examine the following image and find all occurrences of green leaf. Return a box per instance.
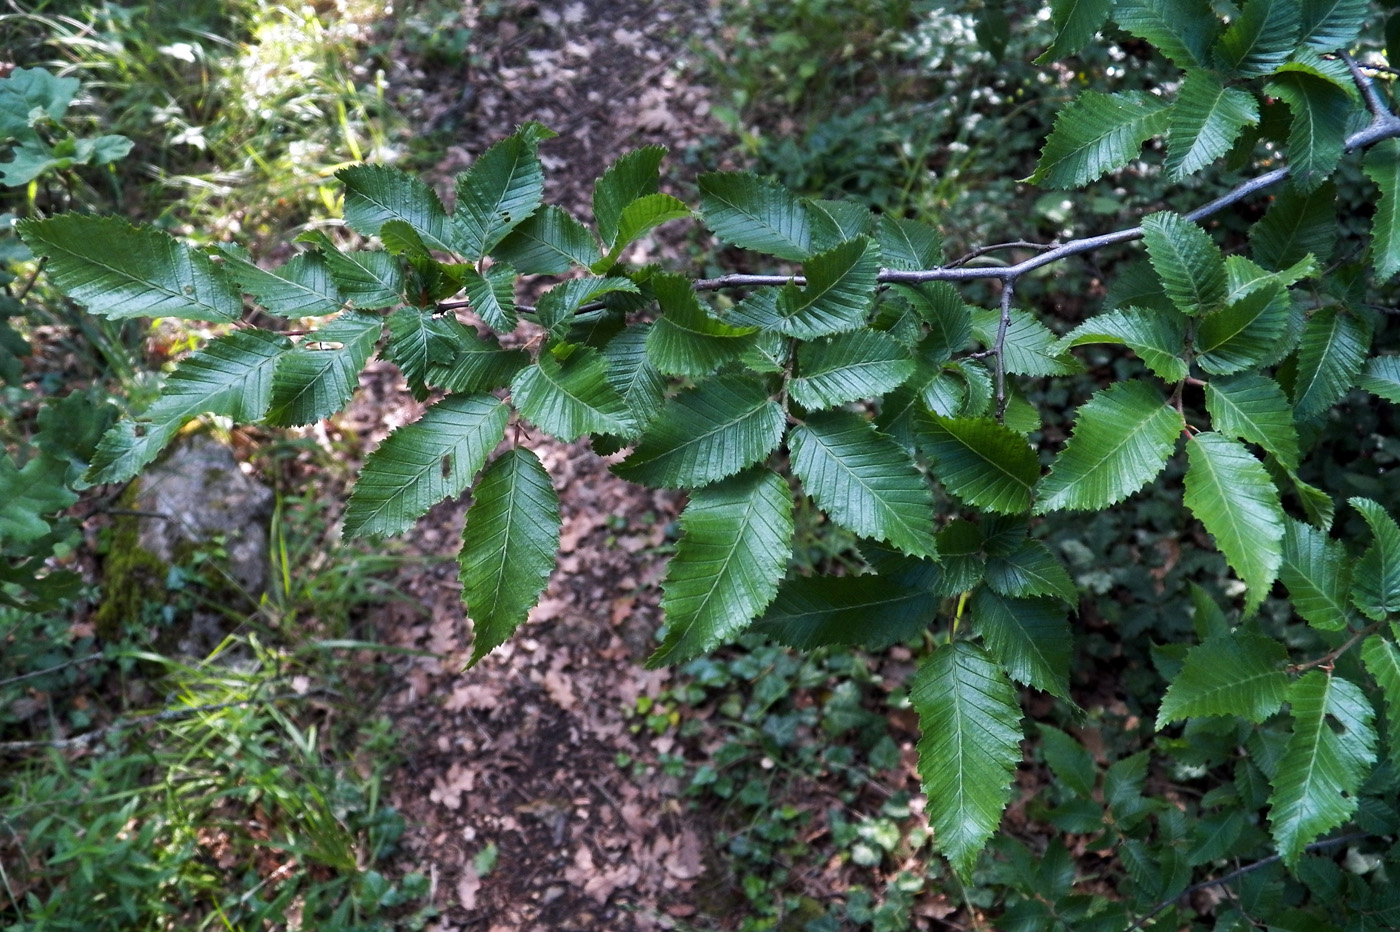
[1059,305,1188,382]
[602,324,667,432]
[87,329,289,483]
[18,215,242,322]
[614,374,785,488]
[1298,0,1368,50]
[491,205,602,274]
[510,347,634,442]
[1155,633,1290,728]
[1361,355,1400,404]
[912,641,1024,879]
[383,307,465,401]
[1250,181,1336,271]
[296,232,405,309]
[1266,71,1355,192]
[1268,672,1377,869]
[452,123,553,259]
[1028,90,1170,189]
[463,263,517,331]
[754,568,939,649]
[1205,373,1300,470]
[1037,0,1113,62]
[985,540,1078,607]
[972,589,1073,700]
[1112,0,1219,68]
[1292,307,1371,421]
[894,283,971,360]
[1224,253,1316,303]
[807,198,874,252]
[1196,283,1297,375]
[776,237,880,338]
[0,454,77,545]
[218,247,345,318]
[790,411,939,558]
[1035,382,1183,514]
[1351,497,1400,622]
[599,193,691,267]
[1141,212,1227,316]
[790,330,915,411]
[265,312,382,427]
[1184,432,1285,615]
[698,171,811,261]
[343,394,509,539]
[877,216,942,271]
[1361,635,1400,762]
[338,164,454,253]
[970,307,1078,376]
[1280,518,1353,632]
[1363,140,1400,282]
[645,273,756,377]
[1166,69,1260,180]
[1214,0,1300,77]
[920,416,1039,515]
[534,276,638,339]
[461,447,561,666]
[593,145,665,249]
[428,328,529,394]
[652,469,793,666]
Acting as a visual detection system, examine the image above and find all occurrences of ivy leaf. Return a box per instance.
[1184,432,1285,616]
[1351,497,1400,622]
[985,540,1078,607]
[1361,635,1400,763]
[1059,305,1187,382]
[463,263,518,331]
[877,216,943,270]
[1280,518,1353,632]
[452,122,553,259]
[920,416,1039,515]
[1196,283,1296,375]
[1035,382,1183,514]
[265,312,382,427]
[1028,90,1170,189]
[754,568,939,649]
[698,171,811,261]
[1112,0,1219,68]
[652,469,793,666]
[1267,672,1377,869]
[218,247,345,318]
[776,237,880,337]
[1250,181,1336,271]
[971,307,1078,376]
[1155,633,1290,728]
[645,273,756,377]
[87,329,289,484]
[510,347,634,442]
[1292,307,1371,422]
[1214,0,1300,78]
[613,374,785,488]
[789,410,939,558]
[338,164,454,253]
[343,393,509,539]
[790,330,915,410]
[1266,71,1355,192]
[1205,373,1300,470]
[972,588,1073,700]
[1036,0,1113,63]
[1360,355,1400,404]
[913,641,1024,880]
[1166,69,1260,180]
[1363,140,1400,282]
[491,205,602,275]
[18,215,243,322]
[460,447,561,666]
[593,145,665,249]
[1141,212,1227,316]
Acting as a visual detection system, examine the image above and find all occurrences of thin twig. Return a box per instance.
[949,239,1056,269]
[1122,832,1371,932]
[1287,622,1382,675]
[1342,51,1390,121]
[0,652,105,689]
[994,279,1015,419]
[14,256,46,302]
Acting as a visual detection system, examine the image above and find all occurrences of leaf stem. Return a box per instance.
[1287,622,1383,675]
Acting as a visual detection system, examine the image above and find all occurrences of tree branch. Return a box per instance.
[1343,50,1390,121]
[0,652,105,689]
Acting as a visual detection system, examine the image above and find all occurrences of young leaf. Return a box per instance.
[1267,672,1377,869]
[1035,382,1183,514]
[338,164,454,253]
[1141,212,1227,316]
[343,393,509,539]
[613,374,785,489]
[1028,90,1170,189]
[1036,0,1112,63]
[754,570,939,649]
[452,122,553,259]
[1059,305,1188,382]
[1166,69,1260,180]
[985,540,1078,607]
[461,447,561,666]
[1351,497,1400,622]
[920,416,1039,515]
[645,273,756,377]
[510,347,635,442]
[1363,140,1400,281]
[593,145,665,248]
[877,216,943,271]
[265,311,382,427]
[491,205,602,274]
[912,641,1024,880]
[1155,633,1289,728]
[18,215,243,322]
[1111,0,1219,68]
[218,247,345,318]
[1280,518,1353,632]
[1292,307,1371,421]
[776,237,880,338]
[652,469,793,666]
[1184,432,1285,615]
[789,410,939,558]
[698,171,811,261]
[1361,355,1400,404]
[1205,373,1300,470]
[971,588,1073,700]
[1213,0,1300,78]
[1265,71,1355,192]
[789,330,915,411]
[463,263,518,331]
